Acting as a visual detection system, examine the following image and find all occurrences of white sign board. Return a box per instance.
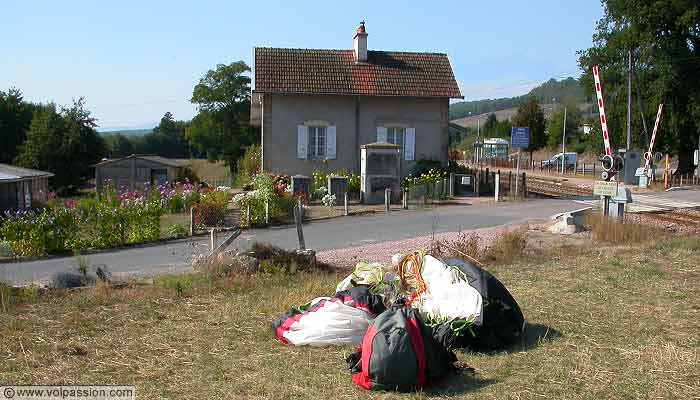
[694,149,699,166]
[593,180,619,197]
[461,176,471,185]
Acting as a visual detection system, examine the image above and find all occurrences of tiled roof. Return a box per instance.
[254,48,462,98]
[0,163,54,182]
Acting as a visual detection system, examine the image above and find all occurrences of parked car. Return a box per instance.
[543,152,578,169]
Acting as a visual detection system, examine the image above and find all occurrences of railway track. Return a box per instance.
[629,209,700,235]
[526,176,594,197]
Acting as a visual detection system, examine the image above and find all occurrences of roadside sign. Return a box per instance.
[510,127,530,149]
[593,180,618,197]
[694,149,699,166]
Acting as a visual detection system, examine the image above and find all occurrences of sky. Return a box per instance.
[1,0,604,131]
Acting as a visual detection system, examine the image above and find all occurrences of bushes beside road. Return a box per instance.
[0,180,229,257]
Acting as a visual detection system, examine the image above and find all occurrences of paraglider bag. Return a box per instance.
[347,306,456,391]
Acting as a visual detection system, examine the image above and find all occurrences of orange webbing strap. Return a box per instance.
[398,251,426,305]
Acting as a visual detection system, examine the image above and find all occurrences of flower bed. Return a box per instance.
[234,174,296,226]
[0,180,226,257]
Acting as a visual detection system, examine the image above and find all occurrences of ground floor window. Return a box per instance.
[308,126,326,159]
[386,127,406,154]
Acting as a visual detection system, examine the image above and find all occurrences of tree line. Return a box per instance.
[452,96,599,160]
[453,0,699,170]
[449,78,587,120]
[578,0,700,173]
[0,61,257,194]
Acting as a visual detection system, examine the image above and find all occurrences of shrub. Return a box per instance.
[322,193,337,207]
[167,223,188,238]
[0,208,78,256]
[234,144,262,188]
[0,179,207,256]
[311,170,329,200]
[0,241,12,257]
[233,174,294,226]
[250,242,318,273]
[408,159,443,177]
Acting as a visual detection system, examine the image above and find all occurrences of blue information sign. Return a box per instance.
[511,127,530,149]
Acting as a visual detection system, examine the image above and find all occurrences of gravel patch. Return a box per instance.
[316,223,531,271]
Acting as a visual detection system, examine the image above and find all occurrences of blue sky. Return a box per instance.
[1,1,603,130]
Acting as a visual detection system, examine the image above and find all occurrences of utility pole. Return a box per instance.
[477,117,481,164]
[627,49,633,151]
[697,132,700,182]
[561,106,567,174]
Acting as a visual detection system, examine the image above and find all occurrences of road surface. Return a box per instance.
[1,189,697,285]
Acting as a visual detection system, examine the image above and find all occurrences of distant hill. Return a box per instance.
[450,77,587,120]
[100,129,153,137]
[452,102,596,129]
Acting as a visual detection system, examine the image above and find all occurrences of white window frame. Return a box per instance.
[386,127,406,153]
[307,126,327,159]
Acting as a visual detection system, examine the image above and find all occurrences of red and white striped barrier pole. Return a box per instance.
[644,103,664,172]
[592,65,613,157]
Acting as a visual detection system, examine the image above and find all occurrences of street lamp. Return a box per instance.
[553,97,567,174]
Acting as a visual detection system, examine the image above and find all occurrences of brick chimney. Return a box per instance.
[353,21,368,62]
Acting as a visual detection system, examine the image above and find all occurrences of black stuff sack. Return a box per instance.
[445,258,525,351]
[348,306,456,391]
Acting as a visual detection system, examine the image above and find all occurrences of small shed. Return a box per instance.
[94,155,185,193]
[474,138,509,162]
[0,164,54,212]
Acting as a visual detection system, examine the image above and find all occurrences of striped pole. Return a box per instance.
[644,103,664,172]
[592,66,613,156]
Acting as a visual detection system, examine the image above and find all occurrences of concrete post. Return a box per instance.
[210,229,217,253]
[385,188,390,213]
[189,207,195,236]
[344,193,349,216]
[494,173,500,202]
[246,202,251,227]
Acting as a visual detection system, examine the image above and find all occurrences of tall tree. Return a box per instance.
[0,88,34,163]
[512,97,547,159]
[103,133,135,158]
[147,112,192,158]
[482,114,499,133]
[15,98,105,193]
[187,61,258,172]
[578,0,700,173]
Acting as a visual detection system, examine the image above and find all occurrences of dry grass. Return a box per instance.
[430,227,529,265]
[2,234,700,399]
[586,213,663,245]
[183,159,231,185]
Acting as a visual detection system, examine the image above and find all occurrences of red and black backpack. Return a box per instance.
[347,306,456,391]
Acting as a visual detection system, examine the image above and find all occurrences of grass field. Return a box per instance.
[1,232,699,399]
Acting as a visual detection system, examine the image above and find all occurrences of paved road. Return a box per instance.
[0,198,585,285]
[2,189,697,286]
